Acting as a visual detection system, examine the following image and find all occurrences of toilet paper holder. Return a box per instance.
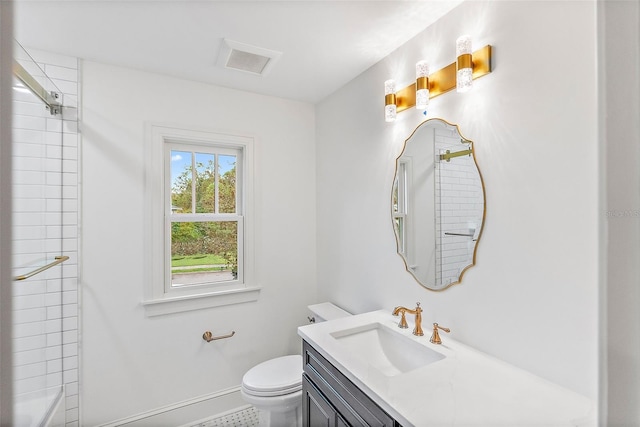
[202,330,236,342]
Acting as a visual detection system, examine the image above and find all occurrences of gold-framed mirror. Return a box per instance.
[392,118,485,290]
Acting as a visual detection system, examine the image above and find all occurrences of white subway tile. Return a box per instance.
[46,332,62,348]
[46,198,62,213]
[52,80,77,96]
[44,292,62,307]
[14,100,47,118]
[61,225,78,239]
[13,142,44,158]
[14,335,45,352]
[44,318,61,334]
[13,280,46,297]
[62,187,77,200]
[45,157,62,172]
[45,185,62,199]
[15,376,46,396]
[45,65,78,81]
[62,264,78,280]
[62,238,77,252]
[61,291,77,305]
[13,198,45,213]
[62,199,78,212]
[47,305,62,320]
[13,184,45,199]
[14,225,46,241]
[62,343,77,358]
[14,362,46,381]
[47,358,63,374]
[62,147,78,164]
[65,407,79,423]
[46,345,62,361]
[62,330,77,345]
[45,212,62,226]
[66,394,79,409]
[13,115,46,131]
[45,131,62,145]
[13,322,45,339]
[13,156,44,172]
[62,159,77,173]
[13,128,45,144]
[14,348,46,366]
[62,304,77,318]
[45,371,63,386]
[46,144,62,159]
[13,307,47,324]
[14,294,45,310]
[63,369,78,384]
[65,381,78,396]
[62,317,77,332]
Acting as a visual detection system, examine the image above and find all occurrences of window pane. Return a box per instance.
[219,154,236,213]
[171,150,192,214]
[195,152,215,213]
[170,221,238,287]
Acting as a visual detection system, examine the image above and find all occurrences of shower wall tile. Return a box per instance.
[13,48,80,427]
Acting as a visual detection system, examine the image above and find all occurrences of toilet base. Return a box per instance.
[255,404,301,427]
[241,389,302,427]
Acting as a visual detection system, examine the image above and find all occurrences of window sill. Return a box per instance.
[142,286,261,317]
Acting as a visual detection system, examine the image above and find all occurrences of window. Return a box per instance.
[143,125,259,316]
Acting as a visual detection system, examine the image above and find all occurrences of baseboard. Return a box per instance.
[99,387,245,427]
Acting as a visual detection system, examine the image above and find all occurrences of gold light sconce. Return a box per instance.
[384,38,493,120]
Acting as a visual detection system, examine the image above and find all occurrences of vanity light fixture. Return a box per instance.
[415,60,430,111]
[383,39,492,120]
[456,35,473,93]
[384,79,397,122]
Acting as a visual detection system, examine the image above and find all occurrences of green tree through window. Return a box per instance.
[170,150,240,285]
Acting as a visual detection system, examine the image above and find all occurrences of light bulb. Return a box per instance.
[415,60,430,110]
[384,79,397,122]
[456,35,473,93]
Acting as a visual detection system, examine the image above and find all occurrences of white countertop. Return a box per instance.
[298,309,596,427]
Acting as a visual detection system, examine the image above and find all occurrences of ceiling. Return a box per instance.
[14,1,462,104]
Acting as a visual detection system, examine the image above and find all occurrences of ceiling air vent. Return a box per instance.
[218,39,282,76]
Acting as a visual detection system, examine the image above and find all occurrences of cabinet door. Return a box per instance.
[303,342,398,427]
[303,374,342,427]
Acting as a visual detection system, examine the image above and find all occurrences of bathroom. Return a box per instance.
[0,0,638,426]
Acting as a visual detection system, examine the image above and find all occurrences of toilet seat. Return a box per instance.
[241,355,302,397]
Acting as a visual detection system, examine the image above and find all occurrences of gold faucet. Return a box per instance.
[429,323,450,344]
[392,302,424,336]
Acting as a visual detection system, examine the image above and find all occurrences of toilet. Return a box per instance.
[240,303,351,427]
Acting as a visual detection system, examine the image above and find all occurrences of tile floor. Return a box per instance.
[190,406,259,427]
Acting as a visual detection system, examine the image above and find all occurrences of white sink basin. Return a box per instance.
[330,322,445,377]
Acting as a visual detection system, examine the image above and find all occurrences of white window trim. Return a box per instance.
[142,123,259,316]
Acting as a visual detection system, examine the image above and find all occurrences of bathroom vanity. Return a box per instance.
[298,310,595,427]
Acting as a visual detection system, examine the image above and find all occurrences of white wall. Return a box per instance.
[316,1,599,399]
[600,0,640,424]
[80,62,317,424]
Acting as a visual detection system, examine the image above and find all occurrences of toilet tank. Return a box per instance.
[308,302,351,323]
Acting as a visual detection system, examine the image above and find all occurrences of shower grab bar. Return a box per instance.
[14,256,69,281]
[13,60,62,115]
[202,330,236,342]
[440,148,472,162]
[444,232,475,237]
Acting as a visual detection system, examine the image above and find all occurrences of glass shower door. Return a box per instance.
[12,41,66,426]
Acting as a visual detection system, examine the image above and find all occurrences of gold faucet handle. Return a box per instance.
[429,323,450,345]
[392,307,409,329]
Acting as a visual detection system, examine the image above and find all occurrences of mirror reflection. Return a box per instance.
[392,119,485,290]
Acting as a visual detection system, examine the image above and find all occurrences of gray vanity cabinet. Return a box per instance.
[302,341,400,427]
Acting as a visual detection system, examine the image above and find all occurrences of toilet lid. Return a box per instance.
[242,355,302,397]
